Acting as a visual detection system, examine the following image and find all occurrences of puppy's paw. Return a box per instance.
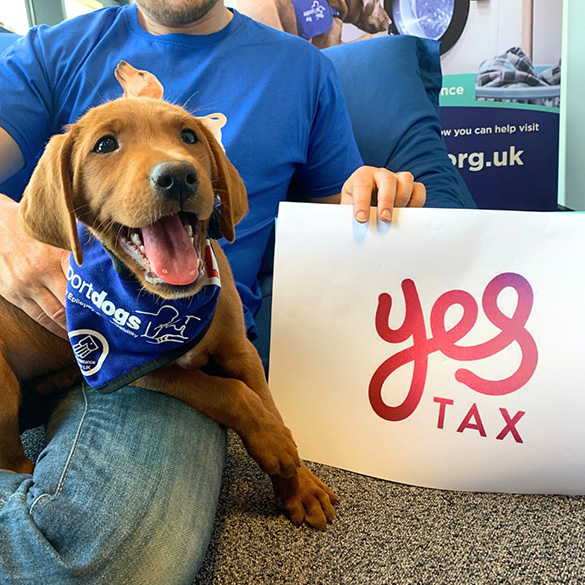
[244,420,301,478]
[271,464,338,531]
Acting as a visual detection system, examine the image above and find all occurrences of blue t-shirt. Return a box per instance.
[0,6,362,335]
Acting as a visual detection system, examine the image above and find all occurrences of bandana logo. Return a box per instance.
[304,0,327,20]
[137,306,202,345]
[69,329,110,376]
[292,0,333,39]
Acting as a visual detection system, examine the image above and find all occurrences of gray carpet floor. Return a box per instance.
[22,428,585,584]
[194,432,585,585]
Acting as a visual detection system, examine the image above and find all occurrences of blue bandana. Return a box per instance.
[66,225,220,394]
[292,0,334,39]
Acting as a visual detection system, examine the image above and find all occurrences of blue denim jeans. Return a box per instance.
[0,384,226,585]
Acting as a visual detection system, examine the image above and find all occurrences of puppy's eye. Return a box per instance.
[181,129,198,144]
[93,135,119,154]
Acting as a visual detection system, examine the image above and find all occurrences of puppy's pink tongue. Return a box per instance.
[141,214,199,285]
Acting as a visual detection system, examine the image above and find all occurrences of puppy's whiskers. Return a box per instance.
[177,91,201,112]
[95,216,117,237]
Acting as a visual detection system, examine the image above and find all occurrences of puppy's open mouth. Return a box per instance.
[117,212,205,286]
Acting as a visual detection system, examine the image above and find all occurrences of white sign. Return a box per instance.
[269,203,585,494]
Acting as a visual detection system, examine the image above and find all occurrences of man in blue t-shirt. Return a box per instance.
[0,2,425,583]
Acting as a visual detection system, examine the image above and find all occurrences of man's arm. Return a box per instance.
[0,126,24,183]
[309,166,426,222]
[0,127,69,339]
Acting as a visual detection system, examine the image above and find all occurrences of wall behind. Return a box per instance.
[558,0,585,210]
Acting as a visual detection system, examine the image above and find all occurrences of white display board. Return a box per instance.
[269,203,585,494]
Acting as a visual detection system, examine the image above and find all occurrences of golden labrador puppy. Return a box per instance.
[0,95,337,530]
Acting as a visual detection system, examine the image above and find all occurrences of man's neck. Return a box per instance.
[137,3,233,36]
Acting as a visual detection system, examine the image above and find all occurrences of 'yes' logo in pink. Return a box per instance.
[369,273,538,422]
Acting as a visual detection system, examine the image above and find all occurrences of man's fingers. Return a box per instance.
[32,251,69,332]
[408,181,427,208]
[0,196,71,337]
[39,293,67,332]
[341,167,426,223]
[17,250,69,336]
[50,251,70,305]
[381,172,426,215]
[372,169,396,222]
[60,252,71,277]
[392,171,414,208]
[341,167,377,223]
[22,294,69,340]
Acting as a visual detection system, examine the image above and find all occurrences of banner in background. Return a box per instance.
[232,0,562,211]
[269,202,585,493]
[437,0,562,211]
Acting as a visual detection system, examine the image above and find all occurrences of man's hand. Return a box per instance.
[340,166,426,222]
[0,195,69,339]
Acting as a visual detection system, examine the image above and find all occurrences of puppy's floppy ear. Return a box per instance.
[19,130,83,266]
[199,123,248,243]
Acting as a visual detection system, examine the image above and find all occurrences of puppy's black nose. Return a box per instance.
[151,161,199,202]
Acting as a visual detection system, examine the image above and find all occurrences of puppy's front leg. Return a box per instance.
[213,340,338,530]
[215,338,285,423]
[136,367,301,479]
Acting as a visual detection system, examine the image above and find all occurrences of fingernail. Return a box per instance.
[356,211,368,223]
[381,209,392,222]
